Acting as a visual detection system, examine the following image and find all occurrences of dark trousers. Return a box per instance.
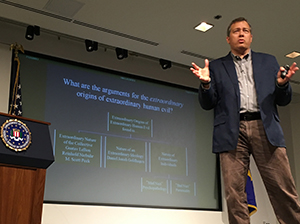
[220,119,300,224]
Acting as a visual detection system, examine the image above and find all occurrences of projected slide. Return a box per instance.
[19,52,219,210]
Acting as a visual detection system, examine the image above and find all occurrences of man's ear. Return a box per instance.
[226,36,230,44]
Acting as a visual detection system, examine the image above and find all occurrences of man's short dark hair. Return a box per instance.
[227,17,252,37]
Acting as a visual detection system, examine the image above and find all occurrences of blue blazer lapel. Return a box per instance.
[222,53,239,97]
[251,51,263,90]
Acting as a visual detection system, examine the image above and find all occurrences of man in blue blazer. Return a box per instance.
[191,17,300,224]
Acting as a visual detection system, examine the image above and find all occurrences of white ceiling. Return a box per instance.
[1,0,300,88]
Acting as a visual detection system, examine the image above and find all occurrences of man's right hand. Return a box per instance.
[190,59,211,83]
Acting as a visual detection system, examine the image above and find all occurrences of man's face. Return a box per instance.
[226,21,252,54]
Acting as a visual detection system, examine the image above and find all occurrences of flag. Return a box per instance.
[9,44,23,116]
[246,169,257,216]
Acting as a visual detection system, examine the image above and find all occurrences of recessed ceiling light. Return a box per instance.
[195,22,214,32]
[286,51,300,59]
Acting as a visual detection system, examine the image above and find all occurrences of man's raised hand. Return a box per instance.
[190,59,210,83]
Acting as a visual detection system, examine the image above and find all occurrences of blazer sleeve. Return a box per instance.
[275,82,292,106]
[198,64,219,110]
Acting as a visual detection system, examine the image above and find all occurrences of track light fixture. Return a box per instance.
[115,48,128,60]
[85,39,98,52]
[25,25,40,40]
[159,59,172,70]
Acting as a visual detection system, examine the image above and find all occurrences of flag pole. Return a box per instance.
[8,43,24,116]
[10,43,24,59]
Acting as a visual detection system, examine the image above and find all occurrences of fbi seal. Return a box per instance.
[1,119,31,152]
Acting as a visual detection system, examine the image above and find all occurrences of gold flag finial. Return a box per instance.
[10,43,24,58]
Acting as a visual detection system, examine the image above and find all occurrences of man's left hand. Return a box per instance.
[277,62,299,85]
